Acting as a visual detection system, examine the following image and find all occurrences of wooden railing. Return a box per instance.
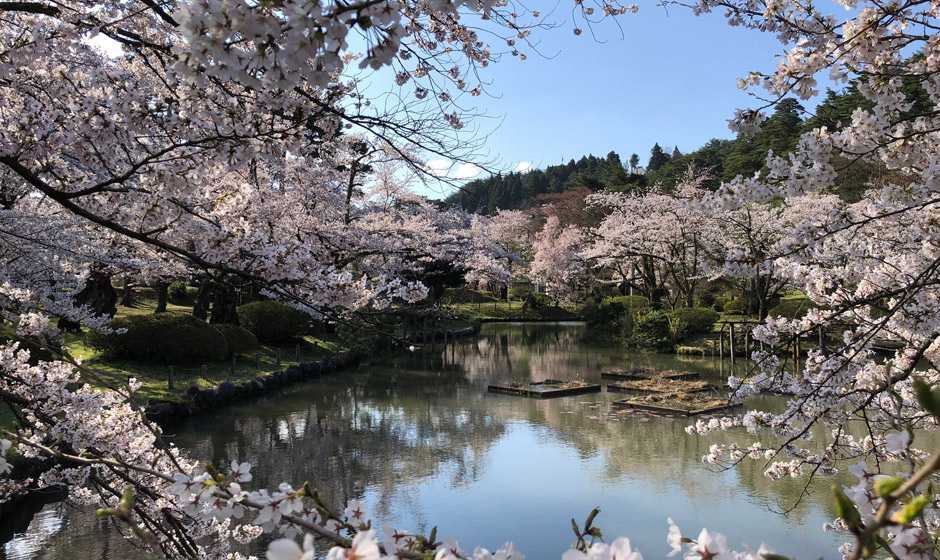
[715,320,832,362]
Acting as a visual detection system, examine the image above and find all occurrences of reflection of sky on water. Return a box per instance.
[3,322,849,559]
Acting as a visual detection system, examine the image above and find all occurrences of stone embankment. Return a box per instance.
[145,322,481,424]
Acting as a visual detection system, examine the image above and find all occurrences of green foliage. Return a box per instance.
[723,99,805,183]
[213,323,260,356]
[524,293,557,310]
[669,307,720,336]
[768,297,818,319]
[723,298,746,315]
[441,287,498,304]
[86,314,228,364]
[584,295,649,335]
[630,310,672,351]
[508,285,534,300]
[445,152,630,214]
[167,281,189,301]
[592,285,621,299]
[648,143,671,172]
[605,295,650,313]
[237,300,313,343]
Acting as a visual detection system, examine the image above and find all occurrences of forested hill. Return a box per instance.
[446,84,923,215]
[443,151,641,214]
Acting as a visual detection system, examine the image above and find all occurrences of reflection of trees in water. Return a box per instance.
[181,367,507,520]
[438,323,762,387]
[1,496,143,560]
[479,394,843,527]
[3,323,837,559]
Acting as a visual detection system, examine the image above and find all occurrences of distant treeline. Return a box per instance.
[446,83,929,214]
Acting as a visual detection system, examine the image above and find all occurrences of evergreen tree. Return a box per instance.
[601,151,630,190]
[648,143,671,172]
[629,153,640,173]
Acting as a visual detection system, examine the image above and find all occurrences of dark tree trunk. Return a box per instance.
[192,278,213,321]
[210,282,240,325]
[56,269,118,332]
[154,282,168,313]
[120,275,133,307]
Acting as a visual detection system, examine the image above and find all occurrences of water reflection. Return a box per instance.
[4,322,848,559]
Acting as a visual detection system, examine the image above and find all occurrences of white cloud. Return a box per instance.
[454,163,481,180]
[515,161,532,172]
[425,159,450,177]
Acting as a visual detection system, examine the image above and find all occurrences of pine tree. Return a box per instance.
[648,143,670,172]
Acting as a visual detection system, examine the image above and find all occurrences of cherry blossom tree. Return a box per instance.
[1,0,940,559]
[529,215,592,302]
[584,166,719,307]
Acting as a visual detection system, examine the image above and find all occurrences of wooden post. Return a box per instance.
[295,344,300,362]
[168,366,175,391]
[729,323,736,363]
[276,348,281,367]
[231,356,236,375]
[255,353,261,369]
[719,327,725,360]
[432,321,437,350]
[818,326,826,354]
[312,341,318,356]
[201,364,207,377]
[745,329,750,358]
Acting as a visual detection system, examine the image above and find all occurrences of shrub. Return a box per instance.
[669,307,720,336]
[723,298,745,314]
[508,285,534,300]
[167,281,189,301]
[86,314,228,364]
[213,323,260,356]
[585,295,650,335]
[630,310,672,351]
[604,295,650,313]
[768,297,818,319]
[593,284,621,299]
[237,300,312,343]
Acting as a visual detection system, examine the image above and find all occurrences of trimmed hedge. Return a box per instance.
[167,281,189,301]
[768,297,818,319]
[669,307,720,336]
[213,323,261,356]
[237,300,312,343]
[87,314,228,364]
[723,298,745,314]
[630,310,672,351]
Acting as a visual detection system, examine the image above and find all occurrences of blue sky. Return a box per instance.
[413,5,826,198]
[90,6,829,199]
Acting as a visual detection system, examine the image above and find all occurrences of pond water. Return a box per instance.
[2,322,851,559]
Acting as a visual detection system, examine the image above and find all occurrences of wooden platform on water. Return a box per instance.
[488,379,602,399]
[601,370,700,382]
[612,397,740,417]
[605,383,713,395]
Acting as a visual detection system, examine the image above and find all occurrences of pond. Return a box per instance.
[2,322,850,559]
